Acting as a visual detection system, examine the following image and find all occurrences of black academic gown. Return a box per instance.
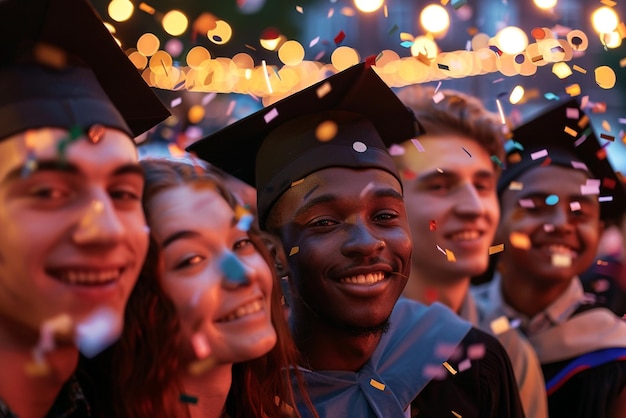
[412,328,525,418]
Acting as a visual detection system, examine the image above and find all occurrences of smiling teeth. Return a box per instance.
[58,269,120,285]
[339,272,385,284]
[544,244,577,259]
[219,300,263,322]
[450,231,480,241]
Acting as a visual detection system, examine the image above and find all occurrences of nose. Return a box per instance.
[547,204,575,234]
[219,251,252,289]
[454,183,484,217]
[72,197,125,245]
[341,219,385,258]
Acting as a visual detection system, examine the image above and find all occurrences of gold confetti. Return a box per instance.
[139,2,155,14]
[289,247,299,256]
[316,81,332,99]
[510,232,531,250]
[578,114,590,129]
[442,361,457,375]
[565,84,581,97]
[490,316,511,335]
[552,253,572,267]
[295,5,303,13]
[446,249,456,262]
[291,179,304,187]
[563,126,578,137]
[369,378,386,391]
[600,0,616,6]
[509,181,523,190]
[488,244,504,255]
[451,411,462,418]
[573,65,587,74]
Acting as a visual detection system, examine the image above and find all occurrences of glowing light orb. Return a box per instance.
[207,20,233,45]
[509,85,525,104]
[108,0,134,22]
[354,0,384,13]
[533,0,557,9]
[137,33,160,57]
[162,10,188,36]
[420,5,450,35]
[495,26,529,55]
[278,40,305,66]
[592,7,619,33]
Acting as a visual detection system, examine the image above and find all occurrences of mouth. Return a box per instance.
[540,244,579,260]
[338,271,386,285]
[216,298,265,323]
[46,268,124,286]
[446,230,483,242]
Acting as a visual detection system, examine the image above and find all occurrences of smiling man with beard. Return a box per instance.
[473,98,626,418]
[188,63,524,418]
[0,0,168,416]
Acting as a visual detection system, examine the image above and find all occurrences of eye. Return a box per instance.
[311,218,338,227]
[175,254,205,270]
[109,187,141,201]
[233,238,254,251]
[31,187,68,199]
[374,212,398,222]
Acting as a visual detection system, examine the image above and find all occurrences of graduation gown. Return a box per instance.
[293,298,524,417]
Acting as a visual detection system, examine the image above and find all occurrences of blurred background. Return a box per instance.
[87,0,626,175]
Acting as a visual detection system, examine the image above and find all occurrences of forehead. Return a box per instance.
[0,127,137,180]
[149,185,234,239]
[399,134,494,173]
[273,166,403,217]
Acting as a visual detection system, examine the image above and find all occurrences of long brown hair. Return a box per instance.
[112,158,316,418]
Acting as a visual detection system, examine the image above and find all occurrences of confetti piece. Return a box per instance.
[411,138,425,151]
[565,84,581,97]
[353,141,367,153]
[495,99,506,125]
[359,182,375,199]
[490,316,511,335]
[264,108,279,124]
[570,201,581,211]
[191,332,211,359]
[436,245,447,255]
[530,149,548,160]
[600,133,615,141]
[437,63,450,71]
[388,144,405,156]
[543,224,555,233]
[423,364,448,380]
[573,65,587,74]
[509,181,523,190]
[334,30,346,45]
[170,97,182,108]
[467,343,486,359]
[388,24,399,35]
[296,5,303,13]
[451,0,467,9]
[566,107,580,120]
[510,232,531,249]
[138,2,156,14]
[442,361,458,375]
[545,194,559,205]
[489,244,504,255]
[446,249,456,262]
[261,60,273,94]
[599,196,614,203]
[432,91,445,104]
[369,379,386,391]
[316,81,332,98]
[462,147,471,157]
[581,183,600,195]
[544,92,559,100]
[603,177,616,189]
[429,220,437,231]
[452,411,462,418]
[236,214,254,232]
[309,36,320,48]
[188,356,217,375]
[289,247,299,256]
[458,358,472,372]
[76,307,120,358]
[220,252,247,285]
[180,393,198,404]
[552,253,572,267]
[490,155,503,168]
[518,199,535,208]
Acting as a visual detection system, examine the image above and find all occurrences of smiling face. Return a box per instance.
[148,185,276,365]
[0,127,148,342]
[497,165,603,285]
[269,167,412,334]
[398,135,500,282]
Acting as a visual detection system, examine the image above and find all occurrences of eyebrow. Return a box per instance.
[416,169,494,182]
[294,188,404,219]
[161,230,201,249]
[518,191,596,204]
[2,160,144,184]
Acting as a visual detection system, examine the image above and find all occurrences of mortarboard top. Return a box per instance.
[498,98,625,222]
[0,0,170,141]
[187,63,418,228]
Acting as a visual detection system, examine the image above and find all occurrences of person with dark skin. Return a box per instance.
[0,0,169,416]
[474,98,626,418]
[188,63,525,418]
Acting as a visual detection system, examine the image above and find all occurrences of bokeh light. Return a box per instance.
[162,10,188,36]
[533,0,557,10]
[108,0,134,22]
[207,20,233,45]
[420,5,450,35]
[137,33,160,57]
[592,7,619,34]
[354,0,384,13]
[495,26,529,55]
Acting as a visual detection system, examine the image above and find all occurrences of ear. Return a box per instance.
[264,234,290,278]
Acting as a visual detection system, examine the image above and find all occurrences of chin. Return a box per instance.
[226,331,278,363]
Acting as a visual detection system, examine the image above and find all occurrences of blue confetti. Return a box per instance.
[236,214,254,232]
[545,195,559,206]
[219,252,248,286]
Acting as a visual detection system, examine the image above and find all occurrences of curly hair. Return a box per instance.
[396,85,506,170]
[112,159,317,418]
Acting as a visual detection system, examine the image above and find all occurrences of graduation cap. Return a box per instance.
[0,0,170,141]
[187,63,418,228]
[499,98,625,222]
